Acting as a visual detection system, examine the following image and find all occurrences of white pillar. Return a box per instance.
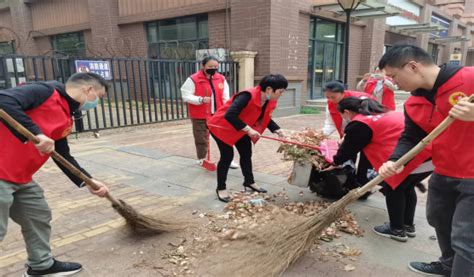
[230,51,258,90]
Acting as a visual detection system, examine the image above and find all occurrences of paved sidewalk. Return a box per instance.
[0,112,439,276]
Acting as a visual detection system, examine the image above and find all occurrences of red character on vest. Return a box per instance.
[330,97,432,242]
[207,74,287,203]
[181,56,234,167]
[378,45,474,276]
[0,73,109,276]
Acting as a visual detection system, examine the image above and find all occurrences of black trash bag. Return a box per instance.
[308,167,350,199]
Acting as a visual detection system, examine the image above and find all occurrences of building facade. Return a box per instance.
[0,0,473,114]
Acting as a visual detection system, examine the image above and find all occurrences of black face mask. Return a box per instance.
[205,68,217,76]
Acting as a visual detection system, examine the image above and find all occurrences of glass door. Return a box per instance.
[308,18,344,99]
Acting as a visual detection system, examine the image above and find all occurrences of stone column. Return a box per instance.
[230,51,258,90]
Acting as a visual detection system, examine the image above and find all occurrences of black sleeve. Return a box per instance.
[267,120,280,133]
[389,109,427,161]
[0,84,54,141]
[333,121,373,165]
[53,137,92,187]
[224,92,252,130]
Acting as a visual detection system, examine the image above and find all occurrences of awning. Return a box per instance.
[430,35,470,43]
[312,0,401,20]
[390,23,448,34]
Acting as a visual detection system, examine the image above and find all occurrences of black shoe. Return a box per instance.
[24,259,82,276]
[244,183,267,193]
[373,222,408,242]
[408,261,451,276]
[216,189,231,203]
[405,224,416,238]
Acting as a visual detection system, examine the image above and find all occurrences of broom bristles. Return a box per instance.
[113,199,186,234]
[209,190,362,276]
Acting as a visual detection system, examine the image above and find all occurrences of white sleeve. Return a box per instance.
[383,78,398,91]
[181,78,202,105]
[222,80,230,103]
[356,79,366,92]
[322,105,336,136]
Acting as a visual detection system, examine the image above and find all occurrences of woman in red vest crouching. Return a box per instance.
[322,81,377,197]
[207,74,287,202]
[328,97,432,242]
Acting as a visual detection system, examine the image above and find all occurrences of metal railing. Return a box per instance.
[0,55,239,133]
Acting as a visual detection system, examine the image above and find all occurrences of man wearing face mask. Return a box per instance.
[0,72,109,277]
[181,55,239,169]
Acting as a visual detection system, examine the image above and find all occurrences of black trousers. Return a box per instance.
[211,133,254,190]
[384,171,431,230]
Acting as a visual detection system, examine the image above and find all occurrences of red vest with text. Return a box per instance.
[208,86,277,146]
[352,112,432,189]
[364,77,396,111]
[0,90,73,184]
[188,70,226,119]
[328,90,375,137]
[409,67,474,178]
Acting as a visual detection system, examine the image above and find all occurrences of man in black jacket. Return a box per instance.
[0,73,109,277]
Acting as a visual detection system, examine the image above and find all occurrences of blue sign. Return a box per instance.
[449,60,460,65]
[75,60,112,80]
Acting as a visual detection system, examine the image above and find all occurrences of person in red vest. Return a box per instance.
[378,45,474,277]
[207,74,287,202]
[322,81,377,197]
[357,67,397,110]
[326,97,432,242]
[0,73,109,277]
[181,56,238,169]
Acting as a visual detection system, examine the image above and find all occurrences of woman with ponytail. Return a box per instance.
[327,97,433,242]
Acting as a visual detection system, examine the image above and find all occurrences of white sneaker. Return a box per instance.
[229,161,239,169]
[196,159,204,166]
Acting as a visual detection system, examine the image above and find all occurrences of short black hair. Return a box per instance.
[259,74,288,92]
[201,55,219,66]
[378,44,434,69]
[66,72,108,93]
[323,81,345,93]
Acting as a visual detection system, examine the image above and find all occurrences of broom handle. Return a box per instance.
[0,109,122,207]
[354,94,474,197]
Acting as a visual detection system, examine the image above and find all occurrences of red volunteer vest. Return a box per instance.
[352,112,431,189]
[0,90,73,184]
[208,86,277,146]
[364,77,396,111]
[188,70,226,119]
[404,96,441,133]
[423,67,474,178]
[328,90,375,138]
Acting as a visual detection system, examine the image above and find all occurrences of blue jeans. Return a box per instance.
[426,173,474,277]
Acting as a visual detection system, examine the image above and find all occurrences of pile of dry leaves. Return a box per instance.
[162,190,364,275]
[277,128,330,170]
